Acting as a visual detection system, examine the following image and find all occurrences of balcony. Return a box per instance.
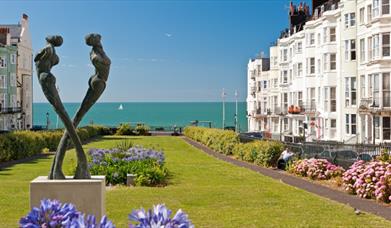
[0,107,22,114]
[254,108,268,118]
[359,97,391,114]
[285,102,316,115]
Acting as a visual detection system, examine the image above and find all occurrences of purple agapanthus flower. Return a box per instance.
[88,146,165,165]
[128,204,194,228]
[19,199,115,228]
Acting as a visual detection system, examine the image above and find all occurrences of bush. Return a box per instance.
[184,126,239,155]
[115,123,133,135]
[289,158,344,180]
[343,160,391,203]
[88,146,168,186]
[135,124,150,136]
[0,125,111,163]
[232,140,284,167]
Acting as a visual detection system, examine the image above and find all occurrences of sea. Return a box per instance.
[33,102,248,132]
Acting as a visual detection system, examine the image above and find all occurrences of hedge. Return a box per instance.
[0,125,111,163]
[184,126,239,155]
[184,126,284,167]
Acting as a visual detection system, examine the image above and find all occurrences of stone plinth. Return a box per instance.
[30,176,105,219]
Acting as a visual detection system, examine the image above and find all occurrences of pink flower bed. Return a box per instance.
[343,160,391,203]
[290,158,344,180]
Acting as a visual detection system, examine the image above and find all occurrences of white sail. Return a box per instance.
[118,104,123,110]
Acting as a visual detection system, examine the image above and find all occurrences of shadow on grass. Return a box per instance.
[100,136,143,141]
[0,154,52,171]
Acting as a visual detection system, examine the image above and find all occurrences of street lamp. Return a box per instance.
[234,90,238,132]
[370,101,377,145]
[222,88,226,130]
[46,112,50,130]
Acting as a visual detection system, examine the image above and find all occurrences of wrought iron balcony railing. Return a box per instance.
[0,107,22,114]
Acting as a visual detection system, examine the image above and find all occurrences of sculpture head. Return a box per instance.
[46,35,63,47]
[85,33,101,47]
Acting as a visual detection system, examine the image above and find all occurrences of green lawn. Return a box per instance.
[1,136,390,227]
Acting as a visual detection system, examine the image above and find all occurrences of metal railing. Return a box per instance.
[0,107,22,114]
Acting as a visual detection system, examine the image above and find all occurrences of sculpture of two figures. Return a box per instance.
[34,34,111,179]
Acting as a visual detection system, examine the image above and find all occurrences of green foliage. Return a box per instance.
[378,149,391,162]
[184,126,283,166]
[114,140,134,151]
[232,140,284,167]
[88,150,168,186]
[134,125,150,136]
[115,124,151,136]
[0,125,111,163]
[116,123,133,135]
[184,126,239,155]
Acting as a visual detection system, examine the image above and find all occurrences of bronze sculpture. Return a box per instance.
[35,34,110,180]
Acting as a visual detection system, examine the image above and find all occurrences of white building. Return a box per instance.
[247,0,391,144]
[0,14,33,130]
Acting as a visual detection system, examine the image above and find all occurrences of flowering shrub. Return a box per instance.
[343,160,391,203]
[128,204,194,228]
[19,199,114,228]
[289,158,344,180]
[88,146,168,186]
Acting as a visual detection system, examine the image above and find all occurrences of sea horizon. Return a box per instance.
[33,102,248,132]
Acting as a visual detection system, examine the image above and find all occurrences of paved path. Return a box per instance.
[182,137,391,221]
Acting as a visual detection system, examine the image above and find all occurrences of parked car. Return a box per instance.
[239,132,262,142]
[224,126,236,131]
[316,149,372,169]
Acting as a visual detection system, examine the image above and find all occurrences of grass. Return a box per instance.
[1,136,391,227]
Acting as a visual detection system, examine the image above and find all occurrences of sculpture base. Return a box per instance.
[30,176,105,219]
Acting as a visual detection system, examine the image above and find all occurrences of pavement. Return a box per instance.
[182,137,391,221]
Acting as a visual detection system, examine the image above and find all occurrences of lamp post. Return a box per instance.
[46,112,50,130]
[56,86,60,129]
[370,101,376,145]
[234,90,238,132]
[222,88,226,130]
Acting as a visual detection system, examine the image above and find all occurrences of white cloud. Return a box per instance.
[165,33,173,38]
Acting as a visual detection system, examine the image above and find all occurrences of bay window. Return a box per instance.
[344,13,355,28]
[383,117,391,140]
[324,87,336,112]
[374,0,380,17]
[360,38,366,62]
[360,7,365,24]
[330,87,336,112]
[368,4,373,22]
[330,27,336,42]
[298,62,302,76]
[382,33,390,57]
[346,114,357,135]
[323,53,336,71]
[368,36,373,60]
[307,58,315,74]
[373,34,380,59]
[361,75,366,98]
[345,77,357,106]
[383,73,390,107]
[345,40,356,61]
[383,0,390,15]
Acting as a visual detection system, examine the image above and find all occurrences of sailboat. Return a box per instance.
[118,104,123,110]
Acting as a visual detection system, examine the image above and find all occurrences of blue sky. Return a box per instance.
[1,0,309,102]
